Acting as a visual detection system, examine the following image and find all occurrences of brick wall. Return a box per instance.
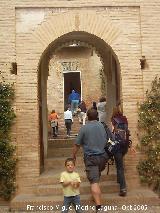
[47,47,102,113]
[0,0,160,193]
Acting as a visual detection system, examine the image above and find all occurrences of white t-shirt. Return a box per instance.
[64,110,73,120]
[60,171,81,196]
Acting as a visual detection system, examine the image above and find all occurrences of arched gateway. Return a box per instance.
[39,31,121,164]
[15,11,143,193]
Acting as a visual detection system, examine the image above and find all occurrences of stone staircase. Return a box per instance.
[10,116,160,212]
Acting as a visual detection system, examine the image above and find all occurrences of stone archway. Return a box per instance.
[33,11,123,174]
[39,31,121,164]
[16,10,143,193]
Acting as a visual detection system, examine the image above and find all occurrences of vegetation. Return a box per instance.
[137,76,160,196]
[100,67,106,96]
[0,82,16,200]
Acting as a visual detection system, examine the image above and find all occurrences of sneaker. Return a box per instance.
[119,189,127,197]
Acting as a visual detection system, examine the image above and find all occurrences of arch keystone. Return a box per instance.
[75,13,80,31]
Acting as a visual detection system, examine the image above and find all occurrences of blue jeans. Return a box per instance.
[114,151,126,191]
[62,195,82,213]
[71,100,79,114]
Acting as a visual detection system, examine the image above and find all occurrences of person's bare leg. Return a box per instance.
[90,183,101,205]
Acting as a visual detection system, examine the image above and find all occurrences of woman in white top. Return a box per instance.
[64,106,73,137]
[97,97,107,123]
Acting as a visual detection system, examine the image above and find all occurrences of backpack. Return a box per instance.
[102,120,132,175]
[102,122,119,174]
[113,116,132,155]
[51,120,58,128]
[102,123,120,157]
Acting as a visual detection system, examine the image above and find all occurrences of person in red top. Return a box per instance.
[48,109,59,137]
[111,105,127,196]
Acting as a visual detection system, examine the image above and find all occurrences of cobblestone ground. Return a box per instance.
[0,205,160,213]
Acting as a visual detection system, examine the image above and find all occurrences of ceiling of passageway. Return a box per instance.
[45,31,113,62]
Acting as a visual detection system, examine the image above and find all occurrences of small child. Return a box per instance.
[60,158,82,213]
[48,109,59,137]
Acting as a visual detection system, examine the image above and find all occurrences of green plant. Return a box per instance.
[99,67,106,96]
[137,76,160,196]
[0,82,16,200]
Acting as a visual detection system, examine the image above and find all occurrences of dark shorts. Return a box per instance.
[84,152,109,184]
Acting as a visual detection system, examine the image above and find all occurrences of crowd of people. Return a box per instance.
[48,89,134,213]
[48,90,108,138]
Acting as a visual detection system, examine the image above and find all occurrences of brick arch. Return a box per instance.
[32,10,121,57]
[33,11,122,169]
[15,10,143,193]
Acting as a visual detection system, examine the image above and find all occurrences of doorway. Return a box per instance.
[63,71,81,108]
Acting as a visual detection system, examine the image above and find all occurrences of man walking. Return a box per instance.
[73,108,108,212]
[68,89,80,115]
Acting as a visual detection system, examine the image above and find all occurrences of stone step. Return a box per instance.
[35,181,119,196]
[36,176,142,197]
[124,162,139,167]
[124,152,146,160]
[56,129,79,134]
[44,157,141,175]
[48,135,77,140]
[47,147,83,158]
[11,189,160,211]
[48,138,75,148]
[44,157,85,170]
[53,129,80,135]
[47,140,141,156]
[38,169,117,185]
[48,128,80,136]
[38,164,142,184]
[37,169,141,186]
[45,156,118,170]
[47,147,142,164]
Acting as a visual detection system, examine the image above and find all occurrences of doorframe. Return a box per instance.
[63,70,82,109]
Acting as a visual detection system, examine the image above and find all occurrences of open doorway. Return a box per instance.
[63,71,81,108]
[40,31,121,169]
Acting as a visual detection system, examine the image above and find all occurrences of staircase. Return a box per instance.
[11,116,160,212]
[48,113,81,139]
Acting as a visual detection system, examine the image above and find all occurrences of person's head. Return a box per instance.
[81,100,86,105]
[65,105,70,111]
[87,108,98,121]
[51,109,55,113]
[99,97,106,102]
[92,101,97,107]
[65,158,75,173]
[112,105,123,117]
